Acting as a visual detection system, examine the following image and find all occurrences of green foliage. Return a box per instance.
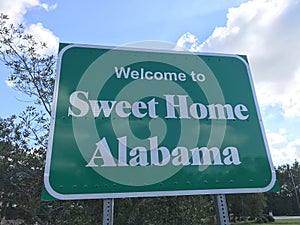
[0,13,55,116]
[114,196,215,225]
[0,136,103,224]
[0,109,48,150]
[0,115,27,149]
[265,161,300,216]
[227,193,267,219]
[0,140,46,223]
[0,13,54,149]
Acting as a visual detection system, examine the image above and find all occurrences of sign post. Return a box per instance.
[215,194,230,225]
[43,43,275,201]
[103,199,114,225]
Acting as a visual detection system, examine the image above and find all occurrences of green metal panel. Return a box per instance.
[43,43,276,200]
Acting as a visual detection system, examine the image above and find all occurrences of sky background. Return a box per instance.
[0,0,299,166]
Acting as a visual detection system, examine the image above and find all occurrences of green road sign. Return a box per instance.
[43,43,276,200]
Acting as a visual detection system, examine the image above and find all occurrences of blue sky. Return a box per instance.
[22,0,246,45]
[0,0,299,166]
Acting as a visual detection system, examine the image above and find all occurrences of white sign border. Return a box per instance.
[44,43,276,200]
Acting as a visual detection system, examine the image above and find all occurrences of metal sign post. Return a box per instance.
[103,199,114,225]
[215,194,230,225]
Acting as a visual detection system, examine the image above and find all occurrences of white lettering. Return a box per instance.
[117,136,128,166]
[132,101,147,118]
[207,104,235,120]
[68,92,249,121]
[171,147,190,166]
[165,94,190,119]
[114,66,187,82]
[85,136,242,167]
[189,103,208,119]
[149,136,170,166]
[114,66,130,79]
[68,91,89,117]
[147,98,159,118]
[223,147,241,165]
[190,147,222,165]
[89,100,116,117]
[115,101,131,117]
[234,104,249,120]
[129,147,149,166]
[86,138,116,167]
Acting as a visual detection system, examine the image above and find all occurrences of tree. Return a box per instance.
[0,13,54,149]
[0,14,55,115]
[0,139,46,223]
[265,161,300,216]
[0,116,104,224]
[227,193,267,220]
[114,196,215,225]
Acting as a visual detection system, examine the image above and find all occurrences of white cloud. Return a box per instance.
[26,22,59,55]
[0,0,57,24]
[0,0,59,51]
[176,32,200,52]
[0,0,38,24]
[177,0,300,118]
[0,0,59,86]
[267,133,300,166]
[176,0,300,165]
[40,2,57,12]
[266,131,287,146]
[265,129,300,166]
